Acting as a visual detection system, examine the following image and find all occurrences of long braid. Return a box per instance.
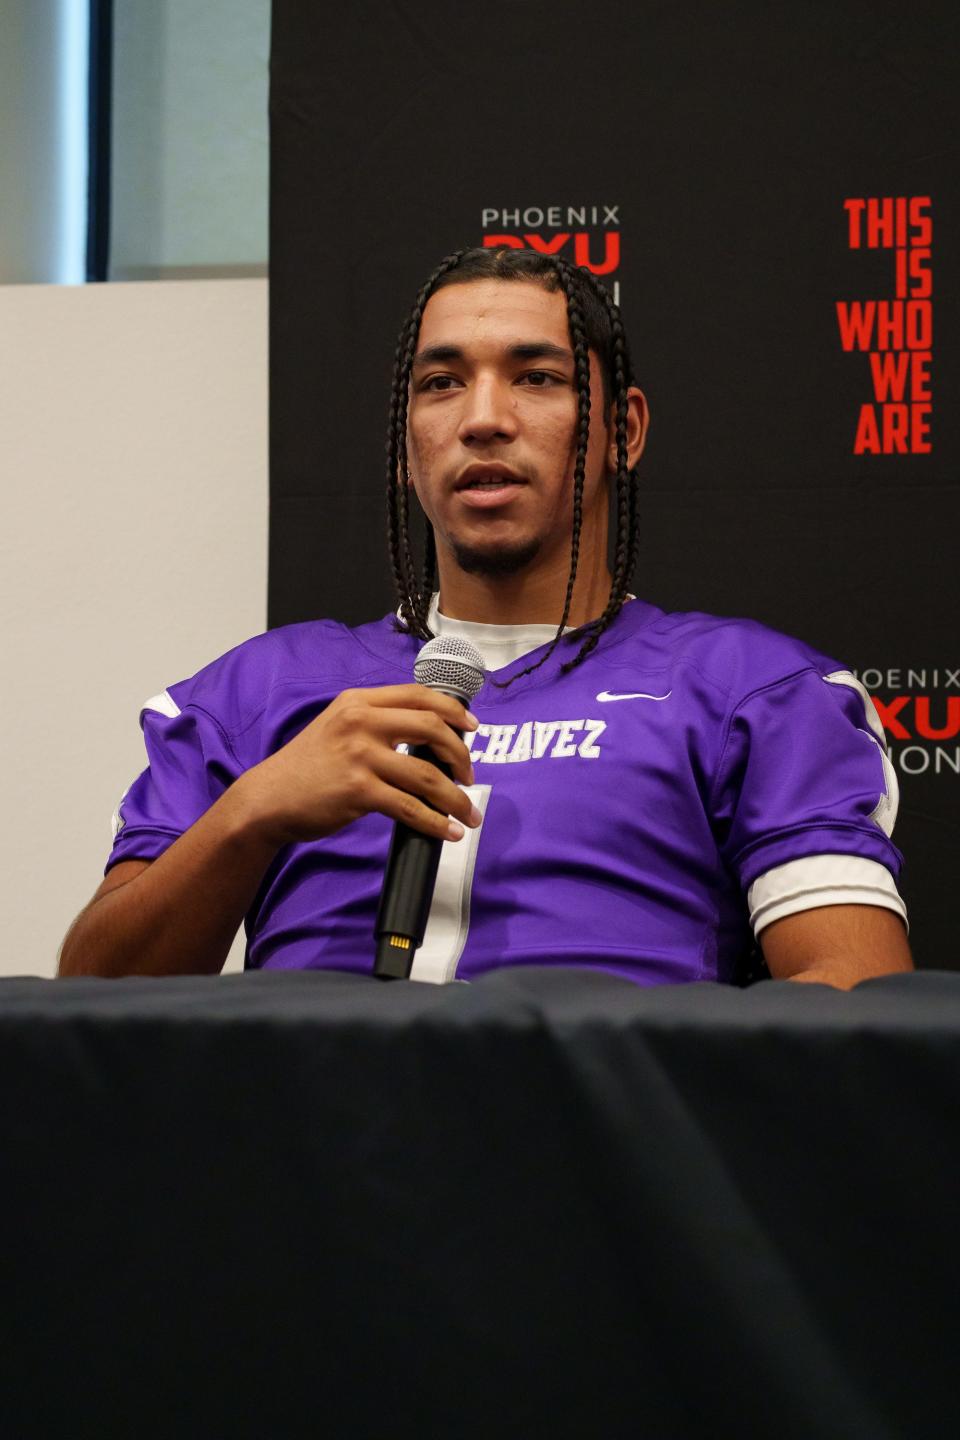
[386,249,465,636]
[420,521,437,601]
[385,320,413,623]
[596,275,638,598]
[627,467,641,579]
[556,274,638,673]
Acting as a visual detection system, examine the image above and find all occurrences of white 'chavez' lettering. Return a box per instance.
[466,719,606,764]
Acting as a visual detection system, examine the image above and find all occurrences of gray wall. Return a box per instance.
[0,0,268,285]
[111,0,270,278]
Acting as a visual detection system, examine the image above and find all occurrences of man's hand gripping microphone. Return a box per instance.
[374,635,486,979]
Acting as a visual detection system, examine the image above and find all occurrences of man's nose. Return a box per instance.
[457,376,518,445]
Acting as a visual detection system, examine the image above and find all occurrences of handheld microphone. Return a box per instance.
[374,635,486,979]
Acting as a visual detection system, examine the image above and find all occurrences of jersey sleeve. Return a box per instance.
[105,688,242,873]
[710,667,905,930]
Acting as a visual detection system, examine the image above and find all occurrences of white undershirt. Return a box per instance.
[427,593,574,670]
[428,594,907,938]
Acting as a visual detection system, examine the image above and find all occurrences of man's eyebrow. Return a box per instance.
[412,340,574,367]
[413,344,465,367]
[509,342,574,363]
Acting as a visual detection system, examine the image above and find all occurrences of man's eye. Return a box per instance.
[521,371,559,387]
[422,375,459,392]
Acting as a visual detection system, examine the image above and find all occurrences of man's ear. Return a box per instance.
[606,387,649,471]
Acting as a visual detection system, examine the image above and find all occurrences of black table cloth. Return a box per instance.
[1,968,958,1438]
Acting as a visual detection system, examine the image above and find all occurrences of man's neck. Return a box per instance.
[435,546,613,628]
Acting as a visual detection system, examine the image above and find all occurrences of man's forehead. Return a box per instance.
[418,278,569,346]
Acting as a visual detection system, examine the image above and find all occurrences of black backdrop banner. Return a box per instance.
[269,1,959,967]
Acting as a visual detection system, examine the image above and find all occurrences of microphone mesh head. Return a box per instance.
[414,635,486,701]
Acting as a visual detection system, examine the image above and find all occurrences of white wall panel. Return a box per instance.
[0,278,267,975]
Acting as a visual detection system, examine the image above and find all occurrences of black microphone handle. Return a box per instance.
[373,742,453,979]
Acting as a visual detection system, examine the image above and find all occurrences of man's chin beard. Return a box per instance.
[450,535,542,577]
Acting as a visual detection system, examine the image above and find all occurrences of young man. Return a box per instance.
[59,249,913,987]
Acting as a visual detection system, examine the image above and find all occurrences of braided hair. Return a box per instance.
[385,246,641,676]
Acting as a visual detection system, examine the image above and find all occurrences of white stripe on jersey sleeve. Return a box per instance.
[748,854,908,935]
[822,670,898,836]
[110,784,131,840]
[409,784,491,984]
[110,691,181,838]
[140,690,181,719]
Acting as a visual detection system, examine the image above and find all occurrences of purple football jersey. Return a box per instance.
[107,600,903,984]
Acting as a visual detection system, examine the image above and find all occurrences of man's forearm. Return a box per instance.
[58,777,279,978]
[784,952,914,990]
[763,904,914,990]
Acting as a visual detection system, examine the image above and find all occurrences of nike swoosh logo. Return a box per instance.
[596,689,673,703]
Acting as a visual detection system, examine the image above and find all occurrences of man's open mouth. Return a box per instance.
[456,466,526,491]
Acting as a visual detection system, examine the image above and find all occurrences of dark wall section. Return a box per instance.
[269,0,959,964]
